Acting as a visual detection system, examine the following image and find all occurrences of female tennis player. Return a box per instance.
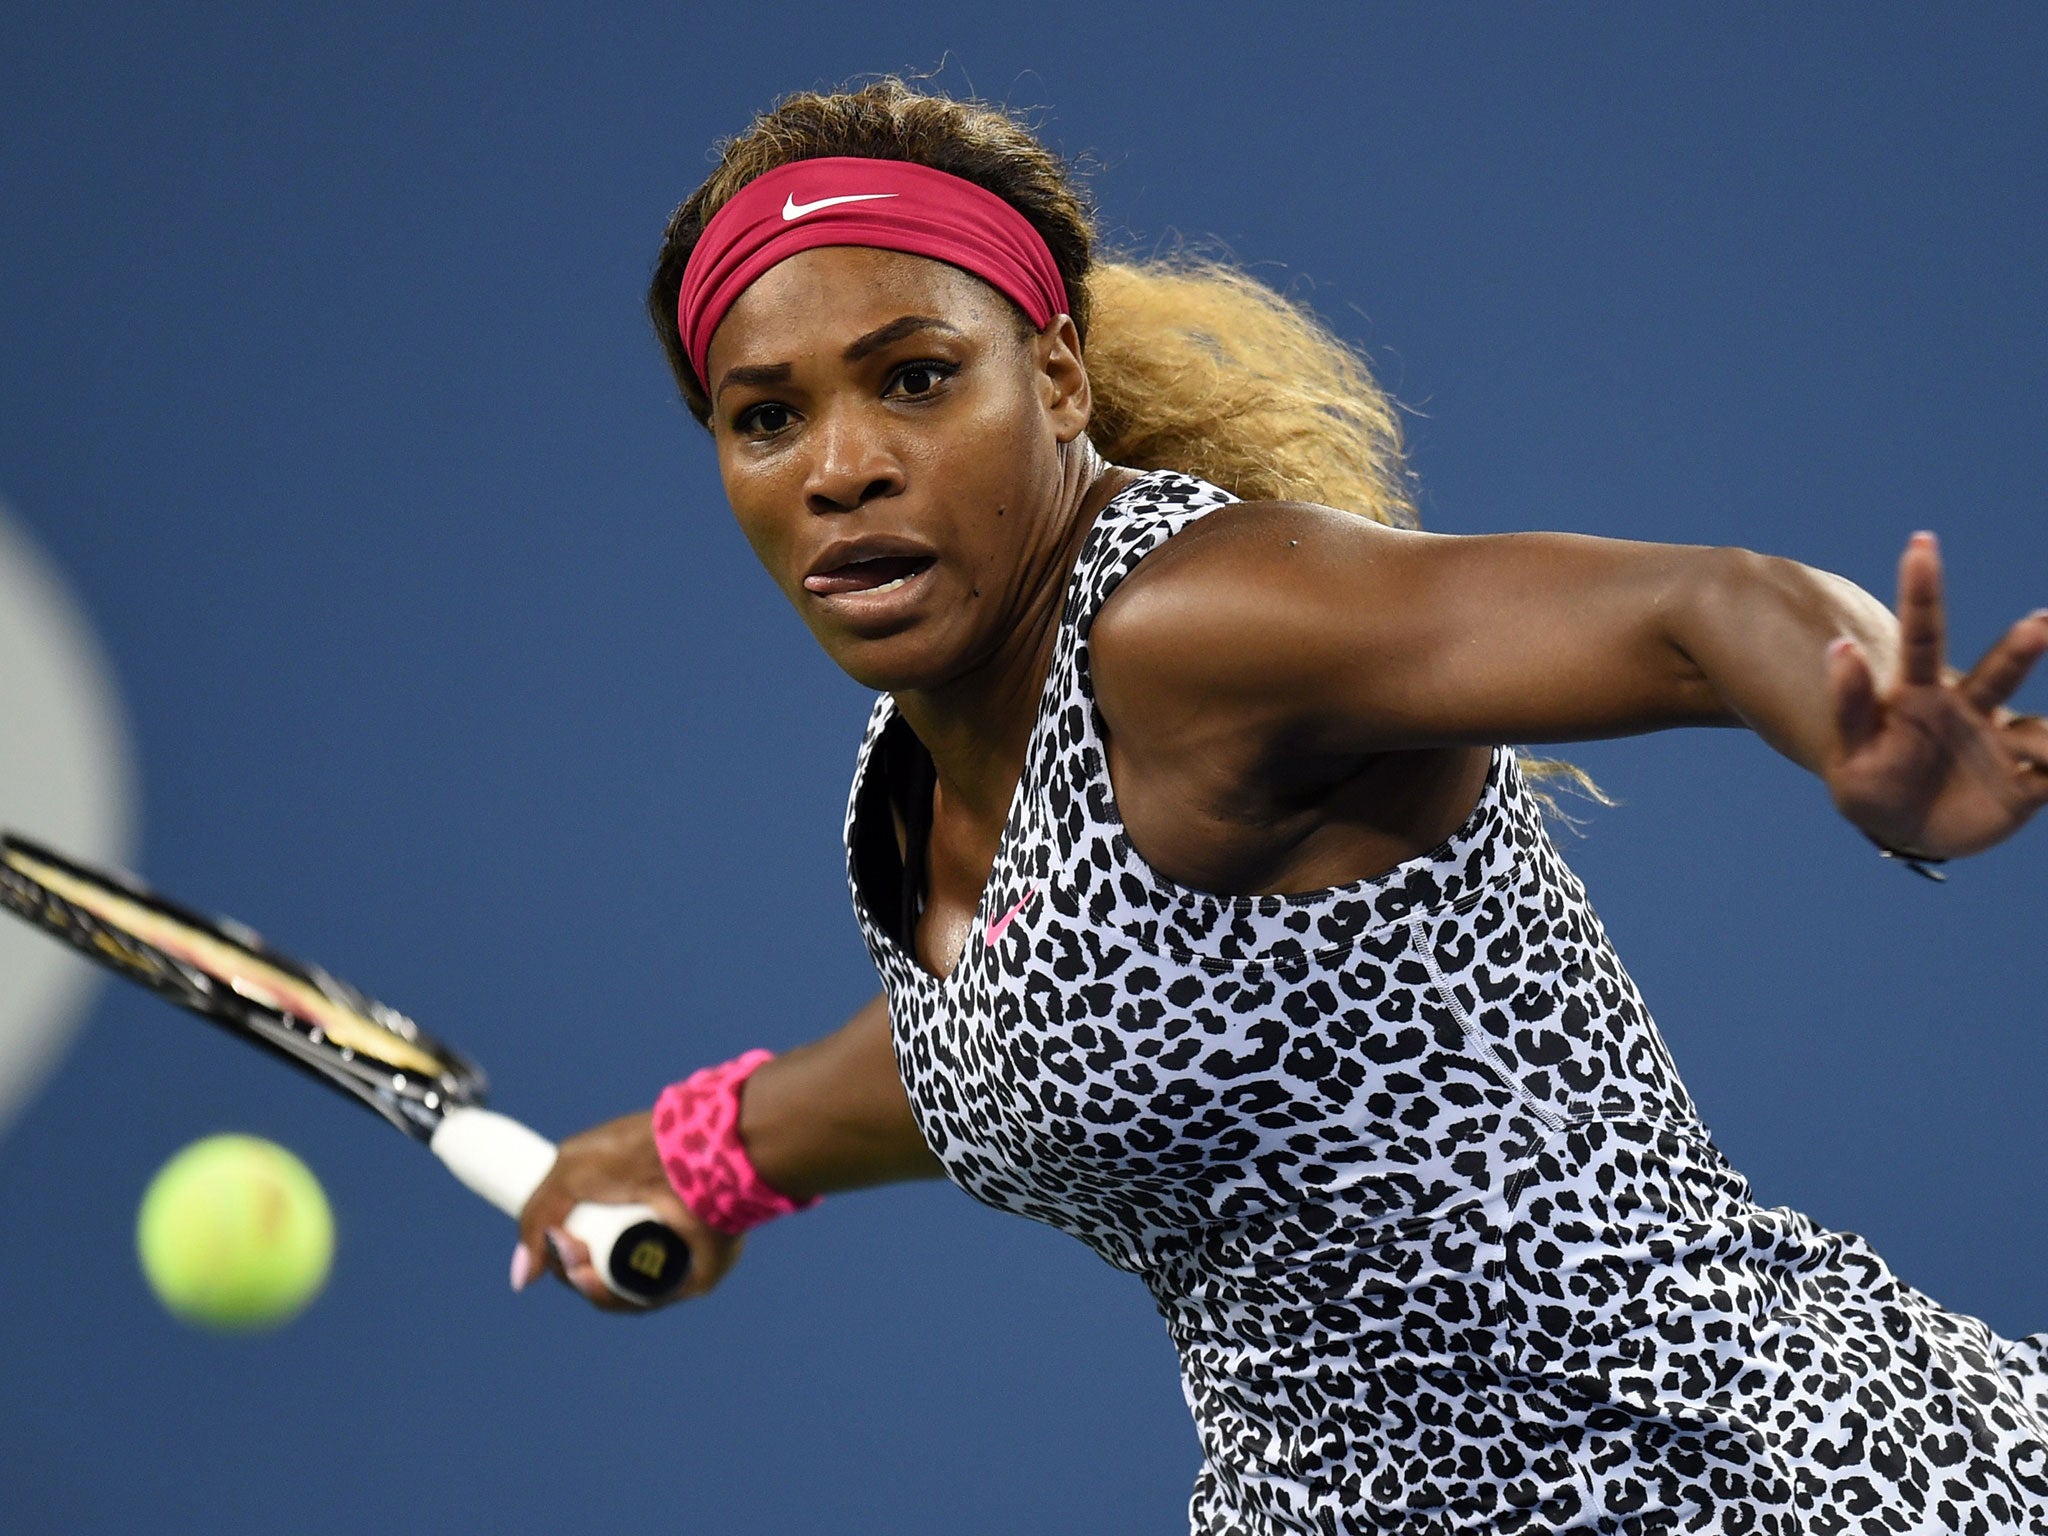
[516,80,2048,1531]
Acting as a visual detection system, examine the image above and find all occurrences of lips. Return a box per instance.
[802,546,937,597]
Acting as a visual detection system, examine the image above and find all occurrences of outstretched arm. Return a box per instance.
[515,991,940,1310]
[1093,505,2048,861]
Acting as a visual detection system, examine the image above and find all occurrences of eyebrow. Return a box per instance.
[714,315,962,401]
[843,314,959,361]
[714,362,792,400]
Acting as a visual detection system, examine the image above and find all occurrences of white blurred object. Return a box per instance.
[0,498,137,1136]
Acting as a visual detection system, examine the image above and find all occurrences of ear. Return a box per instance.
[1033,315,1092,444]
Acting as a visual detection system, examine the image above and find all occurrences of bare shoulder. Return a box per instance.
[1091,498,1406,727]
[1087,499,1480,889]
[1101,498,1398,611]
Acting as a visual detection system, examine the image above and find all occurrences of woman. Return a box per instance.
[515,80,2048,1532]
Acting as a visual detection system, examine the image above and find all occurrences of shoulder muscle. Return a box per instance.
[1089,500,1406,791]
[1093,500,1401,733]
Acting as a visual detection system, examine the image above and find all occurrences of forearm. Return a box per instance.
[735,992,945,1200]
[1672,547,1899,774]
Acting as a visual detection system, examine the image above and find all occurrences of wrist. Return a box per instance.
[652,1051,822,1234]
[729,1051,822,1201]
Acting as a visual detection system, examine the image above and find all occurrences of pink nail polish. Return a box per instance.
[510,1246,532,1292]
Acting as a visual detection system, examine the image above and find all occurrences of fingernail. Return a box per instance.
[510,1246,532,1292]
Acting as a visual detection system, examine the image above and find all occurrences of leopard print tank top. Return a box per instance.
[844,470,2048,1534]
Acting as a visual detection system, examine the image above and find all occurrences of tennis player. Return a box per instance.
[517,80,2048,1531]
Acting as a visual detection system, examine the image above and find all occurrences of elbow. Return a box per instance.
[1691,544,1885,646]
[1674,544,1794,639]
[1666,545,1786,723]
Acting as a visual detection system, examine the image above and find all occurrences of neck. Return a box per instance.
[894,441,1130,831]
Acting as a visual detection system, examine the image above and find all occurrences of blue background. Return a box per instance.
[3,5,2045,1531]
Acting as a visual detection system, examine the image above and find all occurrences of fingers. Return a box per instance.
[512,1111,655,1295]
[1959,610,2048,714]
[1828,636,1882,753]
[535,1196,736,1312]
[2002,710,2048,774]
[641,1187,744,1304]
[1895,531,1947,689]
[509,1109,729,1311]
[513,1167,620,1297]
[547,1226,591,1282]
[546,1226,627,1311]
[514,1182,577,1293]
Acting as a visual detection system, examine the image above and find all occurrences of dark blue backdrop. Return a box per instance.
[3,6,2045,1532]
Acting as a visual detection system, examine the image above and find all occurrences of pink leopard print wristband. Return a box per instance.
[652,1049,819,1235]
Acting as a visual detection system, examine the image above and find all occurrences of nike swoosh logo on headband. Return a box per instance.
[782,192,900,221]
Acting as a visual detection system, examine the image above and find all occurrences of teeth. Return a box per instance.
[867,576,909,595]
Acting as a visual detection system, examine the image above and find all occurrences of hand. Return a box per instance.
[1825,532,2048,861]
[513,1111,744,1313]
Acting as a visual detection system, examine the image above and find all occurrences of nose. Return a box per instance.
[803,407,904,515]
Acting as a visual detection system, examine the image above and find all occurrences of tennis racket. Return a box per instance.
[0,832,690,1304]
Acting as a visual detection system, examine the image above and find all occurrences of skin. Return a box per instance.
[516,245,2048,1311]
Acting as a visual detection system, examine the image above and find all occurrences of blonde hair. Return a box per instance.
[1084,258,1415,526]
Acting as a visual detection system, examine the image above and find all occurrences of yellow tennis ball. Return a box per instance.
[136,1134,334,1331]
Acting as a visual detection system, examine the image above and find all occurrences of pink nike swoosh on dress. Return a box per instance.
[984,884,1039,945]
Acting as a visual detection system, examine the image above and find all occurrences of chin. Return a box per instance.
[821,626,968,696]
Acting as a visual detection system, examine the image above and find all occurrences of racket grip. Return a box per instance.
[428,1106,691,1305]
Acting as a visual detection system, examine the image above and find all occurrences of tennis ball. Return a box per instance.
[136,1134,334,1331]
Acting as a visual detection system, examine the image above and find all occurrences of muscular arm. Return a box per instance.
[1095,503,2048,866]
[737,991,945,1199]
[1093,501,1897,774]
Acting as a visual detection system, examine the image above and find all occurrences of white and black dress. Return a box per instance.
[844,469,2048,1535]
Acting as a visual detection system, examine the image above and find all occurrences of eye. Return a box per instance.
[886,360,956,399]
[735,401,795,436]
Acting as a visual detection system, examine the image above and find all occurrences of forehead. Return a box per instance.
[706,247,1013,374]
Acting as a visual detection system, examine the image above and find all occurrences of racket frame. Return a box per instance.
[0,834,484,1141]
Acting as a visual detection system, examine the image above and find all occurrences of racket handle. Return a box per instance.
[428,1105,691,1305]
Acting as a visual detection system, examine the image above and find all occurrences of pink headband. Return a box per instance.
[676,157,1070,385]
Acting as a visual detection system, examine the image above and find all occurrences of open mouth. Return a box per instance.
[802,555,937,597]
